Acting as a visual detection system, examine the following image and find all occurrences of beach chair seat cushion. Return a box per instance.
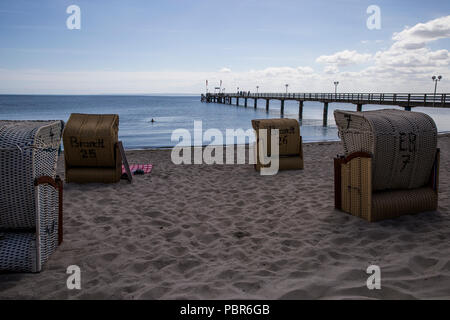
[334,150,439,222]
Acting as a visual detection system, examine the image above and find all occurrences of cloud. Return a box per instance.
[374,48,449,69]
[1,16,449,94]
[392,15,450,50]
[312,15,450,90]
[316,50,372,66]
[324,65,339,74]
[361,40,384,44]
[369,16,450,76]
[252,66,313,78]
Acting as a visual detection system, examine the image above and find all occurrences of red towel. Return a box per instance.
[122,164,153,175]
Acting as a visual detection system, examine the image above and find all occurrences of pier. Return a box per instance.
[201,92,450,126]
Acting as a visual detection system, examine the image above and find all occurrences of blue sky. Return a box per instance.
[0,0,449,93]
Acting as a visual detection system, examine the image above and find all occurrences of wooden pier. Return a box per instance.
[201,92,450,126]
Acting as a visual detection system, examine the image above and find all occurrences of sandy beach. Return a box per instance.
[0,135,449,300]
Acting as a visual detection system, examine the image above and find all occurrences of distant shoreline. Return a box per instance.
[0,93,201,97]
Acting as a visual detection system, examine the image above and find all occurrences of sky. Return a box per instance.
[0,0,449,94]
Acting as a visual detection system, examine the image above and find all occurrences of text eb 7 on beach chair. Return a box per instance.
[333,109,439,222]
[63,113,129,183]
[252,118,304,171]
[0,120,64,272]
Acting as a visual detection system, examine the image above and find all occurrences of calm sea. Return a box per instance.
[1,95,449,149]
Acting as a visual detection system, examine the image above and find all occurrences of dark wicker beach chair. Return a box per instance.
[63,113,123,183]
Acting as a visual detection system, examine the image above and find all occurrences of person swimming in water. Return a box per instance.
[151,118,155,123]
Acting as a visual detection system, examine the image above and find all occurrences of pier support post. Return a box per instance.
[280,100,285,115]
[245,98,248,108]
[323,102,329,127]
[254,98,257,108]
[357,103,362,112]
[405,106,411,111]
[298,101,304,120]
[266,99,270,112]
[236,98,239,106]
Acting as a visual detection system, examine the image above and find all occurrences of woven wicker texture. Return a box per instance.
[371,187,438,222]
[0,120,62,229]
[66,167,122,184]
[63,113,119,167]
[252,119,301,155]
[251,118,304,170]
[63,113,122,183]
[0,120,63,272]
[334,109,437,191]
[338,153,438,222]
[0,232,36,272]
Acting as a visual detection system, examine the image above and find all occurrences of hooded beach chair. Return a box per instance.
[0,120,64,272]
[333,109,439,222]
[251,118,304,171]
[62,113,124,183]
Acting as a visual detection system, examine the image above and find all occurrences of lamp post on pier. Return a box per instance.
[432,75,442,107]
[285,84,289,95]
[334,81,339,95]
[256,86,259,94]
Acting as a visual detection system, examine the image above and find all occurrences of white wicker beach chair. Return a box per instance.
[0,120,64,272]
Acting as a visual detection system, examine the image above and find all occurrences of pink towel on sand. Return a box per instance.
[122,164,153,175]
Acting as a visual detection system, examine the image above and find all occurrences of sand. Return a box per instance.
[1,135,450,299]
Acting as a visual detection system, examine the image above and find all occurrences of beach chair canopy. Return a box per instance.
[334,109,437,191]
[63,113,122,183]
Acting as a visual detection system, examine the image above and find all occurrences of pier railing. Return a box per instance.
[211,92,450,108]
[201,92,450,126]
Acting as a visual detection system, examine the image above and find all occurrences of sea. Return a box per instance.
[1,94,449,149]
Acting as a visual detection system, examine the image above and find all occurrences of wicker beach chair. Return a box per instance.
[252,118,304,171]
[333,109,439,222]
[0,120,64,272]
[63,113,123,183]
